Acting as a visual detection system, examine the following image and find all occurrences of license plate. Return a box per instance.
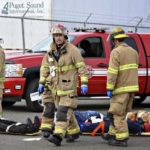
[30,92,42,102]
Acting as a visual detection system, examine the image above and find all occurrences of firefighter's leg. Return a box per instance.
[102,99,116,141]
[0,89,3,118]
[64,95,80,142]
[48,95,78,146]
[113,115,129,140]
[126,93,134,113]
[41,90,55,138]
[66,109,80,142]
[110,114,128,147]
[108,93,130,147]
[102,112,116,141]
[56,94,78,139]
[48,105,68,146]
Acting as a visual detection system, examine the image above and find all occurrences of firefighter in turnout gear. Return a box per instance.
[0,39,5,118]
[38,24,88,146]
[102,27,139,147]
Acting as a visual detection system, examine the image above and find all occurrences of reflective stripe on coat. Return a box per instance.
[107,43,139,95]
[39,42,88,96]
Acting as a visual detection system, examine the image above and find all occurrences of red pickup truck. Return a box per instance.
[3,28,150,112]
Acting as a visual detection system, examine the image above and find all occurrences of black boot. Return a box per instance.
[66,133,80,143]
[109,138,128,147]
[101,133,115,141]
[42,129,52,138]
[26,116,41,133]
[33,116,41,132]
[48,134,62,146]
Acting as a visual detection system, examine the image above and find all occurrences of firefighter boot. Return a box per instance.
[48,134,62,146]
[109,138,128,147]
[66,133,80,143]
[101,133,115,141]
[42,128,53,138]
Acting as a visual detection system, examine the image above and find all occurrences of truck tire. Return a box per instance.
[2,101,16,107]
[25,78,43,112]
[133,95,147,105]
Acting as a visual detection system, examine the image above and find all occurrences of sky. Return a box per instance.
[52,0,150,27]
[1,0,150,48]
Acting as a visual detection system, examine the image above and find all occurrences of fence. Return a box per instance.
[0,15,150,49]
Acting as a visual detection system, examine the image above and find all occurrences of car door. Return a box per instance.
[73,33,110,95]
[125,34,147,95]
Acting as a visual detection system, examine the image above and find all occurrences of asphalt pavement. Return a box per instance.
[1,97,150,150]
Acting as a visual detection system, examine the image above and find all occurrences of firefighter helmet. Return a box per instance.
[51,24,68,36]
[107,27,128,41]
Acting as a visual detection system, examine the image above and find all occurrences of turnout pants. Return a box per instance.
[108,93,134,140]
[41,90,80,138]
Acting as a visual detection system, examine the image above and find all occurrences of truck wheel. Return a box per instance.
[2,101,16,107]
[133,95,147,105]
[25,78,43,112]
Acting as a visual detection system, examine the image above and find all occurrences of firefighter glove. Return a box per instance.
[81,85,88,95]
[107,90,112,98]
[38,84,44,94]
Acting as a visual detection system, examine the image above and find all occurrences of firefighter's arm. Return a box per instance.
[106,50,119,90]
[73,48,88,94]
[39,54,50,85]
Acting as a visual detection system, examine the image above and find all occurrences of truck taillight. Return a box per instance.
[5,64,24,77]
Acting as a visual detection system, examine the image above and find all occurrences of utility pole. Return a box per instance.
[84,13,92,28]
[21,6,31,53]
[135,17,143,33]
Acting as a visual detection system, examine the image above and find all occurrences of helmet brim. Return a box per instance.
[114,34,128,39]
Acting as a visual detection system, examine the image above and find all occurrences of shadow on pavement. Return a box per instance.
[3,98,150,113]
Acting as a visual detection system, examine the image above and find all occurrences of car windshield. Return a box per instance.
[32,35,76,53]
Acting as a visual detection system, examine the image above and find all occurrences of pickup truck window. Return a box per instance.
[78,37,105,58]
[32,35,76,53]
[124,37,138,51]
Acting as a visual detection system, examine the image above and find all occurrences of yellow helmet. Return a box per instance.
[107,27,128,41]
[51,24,68,36]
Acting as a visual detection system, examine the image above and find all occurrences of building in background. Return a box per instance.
[0,0,150,48]
[0,0,52,48]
